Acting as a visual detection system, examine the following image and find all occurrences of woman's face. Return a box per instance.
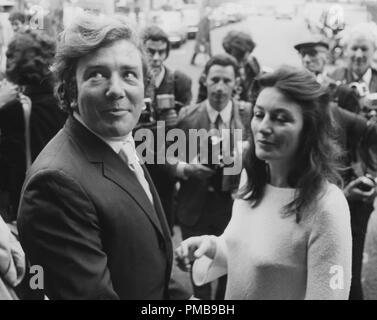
[251,87,304,164]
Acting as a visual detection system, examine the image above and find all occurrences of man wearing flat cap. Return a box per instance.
[294,38,331,84]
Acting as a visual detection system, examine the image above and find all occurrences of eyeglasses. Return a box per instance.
[299,48,318,57]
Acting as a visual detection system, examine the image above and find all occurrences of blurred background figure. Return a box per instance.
[197,30,262,106]
[295,35,377,300]
[0,30,66,223]
[190,5,212,66]
[222,30,261,104]
[8,11,28,34]
[141,25,192,232]
[331,23,377,94]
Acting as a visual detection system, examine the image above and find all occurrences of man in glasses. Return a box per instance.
[294,39,331,84]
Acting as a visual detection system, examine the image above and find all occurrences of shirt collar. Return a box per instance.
[155,66,166,88]
[73,112,133,154]
[205,100,233,125]
[353,68,372,87]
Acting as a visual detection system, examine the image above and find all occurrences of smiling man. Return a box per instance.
[331,22,377,93]
[17,14,188,300]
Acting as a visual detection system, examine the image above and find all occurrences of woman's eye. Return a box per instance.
[275,115,289,123]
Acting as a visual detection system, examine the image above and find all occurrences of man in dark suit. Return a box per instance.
[17,13,188,300]
[172,54,251,299]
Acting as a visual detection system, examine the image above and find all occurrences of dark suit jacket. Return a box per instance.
[17,117,187,300]
[330,66,377,93]
[156,67,192,107]
[175,100,252,228]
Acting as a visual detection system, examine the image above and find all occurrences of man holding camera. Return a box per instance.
[171,54,251,300]
[141,26,192,231]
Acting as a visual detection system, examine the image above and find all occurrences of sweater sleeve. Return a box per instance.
[192,236,228,286]
[305,185,352,300]
[362,209,377,300]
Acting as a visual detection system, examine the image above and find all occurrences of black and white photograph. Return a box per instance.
[0,0,377,306]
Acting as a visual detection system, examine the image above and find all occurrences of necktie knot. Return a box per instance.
[215,114,222,130]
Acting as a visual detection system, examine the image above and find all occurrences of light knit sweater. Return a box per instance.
[362,207,377,300]
[193,172,352,300]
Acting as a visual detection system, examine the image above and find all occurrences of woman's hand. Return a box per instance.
[175,235,217,272]
[344,176,376,203]
[0,218,26,287]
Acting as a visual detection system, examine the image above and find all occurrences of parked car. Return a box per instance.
[219,3,245,23]
[274,5,295,20]
[150,10,188,48]
[182,7,200,39]
[209,7,228,29]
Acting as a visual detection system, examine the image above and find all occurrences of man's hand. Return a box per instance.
[344,176,376,203]
[183,164,215,180]
[0,218,26,287]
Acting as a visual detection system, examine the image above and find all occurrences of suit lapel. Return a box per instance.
[66,117,164,237]
[370,69,377,93]
[103,160,164,237]
[142,165,173,242]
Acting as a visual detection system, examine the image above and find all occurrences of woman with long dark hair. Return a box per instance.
[176,65,352,300]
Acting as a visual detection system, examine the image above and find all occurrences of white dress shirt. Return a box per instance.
[73,112,154,204]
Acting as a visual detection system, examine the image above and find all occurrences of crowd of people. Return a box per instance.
[0,9,377,300]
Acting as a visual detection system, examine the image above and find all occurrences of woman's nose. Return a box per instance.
[259,117,273,135]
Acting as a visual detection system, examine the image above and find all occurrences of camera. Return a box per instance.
[349,82,369,98]
[201,132,235,192]
[136,98,157,130]
[356,174,377,192]
[361,93,377,121]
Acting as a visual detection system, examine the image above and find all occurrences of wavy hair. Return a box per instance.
[238,65,344,222]
[222,31,256,63]
[6,30,56,89]
[51,13,149,114]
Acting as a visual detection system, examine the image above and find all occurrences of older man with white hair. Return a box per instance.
[331,22,377,93]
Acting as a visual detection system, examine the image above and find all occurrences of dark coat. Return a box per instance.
[0,88,66,221]
[330,66,377,93]
[17,117,187,300]
[155,67,192,107]
[175,100,252,228]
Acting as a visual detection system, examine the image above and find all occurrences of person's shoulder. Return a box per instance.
[173,69,192,83]
[315,182,350,223]
[178,102,205,123]
[329,66,348,82]
[27,128,76,177]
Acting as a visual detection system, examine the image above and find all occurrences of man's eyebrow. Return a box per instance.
[83,64,141,73]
